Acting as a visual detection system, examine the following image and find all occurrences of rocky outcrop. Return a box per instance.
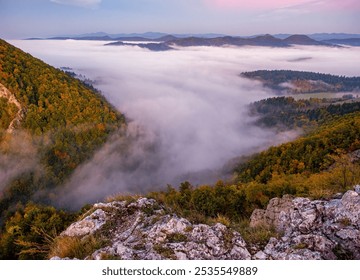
[251,186,360,259]
[53,198,251,260]
[52,187,360,260]
[0,83,24,133]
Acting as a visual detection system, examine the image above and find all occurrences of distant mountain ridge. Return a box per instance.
[28,32,360,50]
[46,32,227,40]
[41,31,360,41]
[273,33,360,40]
[105,34,333,51]
[283,35,324,45]
[321,38,360,46]
[40,31,360,42]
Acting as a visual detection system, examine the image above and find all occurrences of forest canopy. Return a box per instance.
[242,70,360,93]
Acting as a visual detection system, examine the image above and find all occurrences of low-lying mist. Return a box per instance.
[8,40,360,208]
[0,131,39,195]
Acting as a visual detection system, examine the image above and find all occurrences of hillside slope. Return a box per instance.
[0,39,126,259]
[235,111,360,183]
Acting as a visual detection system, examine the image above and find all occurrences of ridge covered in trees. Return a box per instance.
[241,70,360,93]
[249,96,360,130]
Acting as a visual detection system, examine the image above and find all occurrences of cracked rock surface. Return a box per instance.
[53,198,250,260]
[251,187,360,259]
[51,186,360,260]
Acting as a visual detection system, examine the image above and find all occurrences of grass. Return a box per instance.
[212,214,231,227]
[106,194,141,204]
[133,243,146,251]
[166,233,188,243]
[184,226,194,233]
[99,253,122,260]
[153,244,175,259]
[293,243,308,250]
[48,235,105,259]
[234,219,280,248]
[338,217,351,227]
[222,229,235,250]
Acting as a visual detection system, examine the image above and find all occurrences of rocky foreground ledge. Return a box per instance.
[51,186,360,260]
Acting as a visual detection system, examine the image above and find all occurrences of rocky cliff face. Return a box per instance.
[52,186,360,260]
[251,186,360,260]
[0,83,24,133]
[53,198,251,260]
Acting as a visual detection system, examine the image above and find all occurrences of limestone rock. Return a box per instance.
[55,198,251,260]
[253,188,360,260]
[354,185,360,194]
[52,186,360,260]
[249,194,294,231]
[61,208,107,237]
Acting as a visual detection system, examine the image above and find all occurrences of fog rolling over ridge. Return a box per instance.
[9,40,360,208]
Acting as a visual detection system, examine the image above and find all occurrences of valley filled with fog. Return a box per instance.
[8,40,360,207]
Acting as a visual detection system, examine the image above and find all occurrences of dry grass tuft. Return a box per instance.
[48,235,104,259]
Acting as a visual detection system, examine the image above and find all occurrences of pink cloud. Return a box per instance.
[334,0,360,10]
[204,0,316,9]
[204,0,360,11]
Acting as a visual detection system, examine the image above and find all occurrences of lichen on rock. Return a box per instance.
[52,187,360,260]
[53,197,251,260]
[250,187,360,259]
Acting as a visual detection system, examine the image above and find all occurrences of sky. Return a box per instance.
[0,0,359,39]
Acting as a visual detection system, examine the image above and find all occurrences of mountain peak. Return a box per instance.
[283,34,324,45]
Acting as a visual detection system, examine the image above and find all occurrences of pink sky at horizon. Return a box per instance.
[205,0,360,11]
[1,0,359,38]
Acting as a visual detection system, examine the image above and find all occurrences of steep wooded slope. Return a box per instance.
[0,39,126,259]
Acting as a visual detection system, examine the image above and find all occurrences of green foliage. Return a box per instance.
[149,181,251,222]
[250,96,360,130]
[153,244,175,259]
[0,39,124,134]
[235,112,360,183]
[234,219,280,248]
[293,243,308,250]
[0,97,18,130]
[242,70,360,93]
[0,39,126,259]
[166,232,188,243]
[0,203,75,259]
[0,40,126,214]
[148,110,360,241]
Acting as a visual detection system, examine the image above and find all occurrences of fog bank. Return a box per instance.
[8,40,360,208]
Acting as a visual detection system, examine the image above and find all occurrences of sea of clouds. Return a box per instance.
[7,40,360,207]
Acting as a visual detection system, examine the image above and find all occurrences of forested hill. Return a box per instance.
[0,39,126,259]
[241,70,360,94]
[249,96,360,130]
[0,39,124,134]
